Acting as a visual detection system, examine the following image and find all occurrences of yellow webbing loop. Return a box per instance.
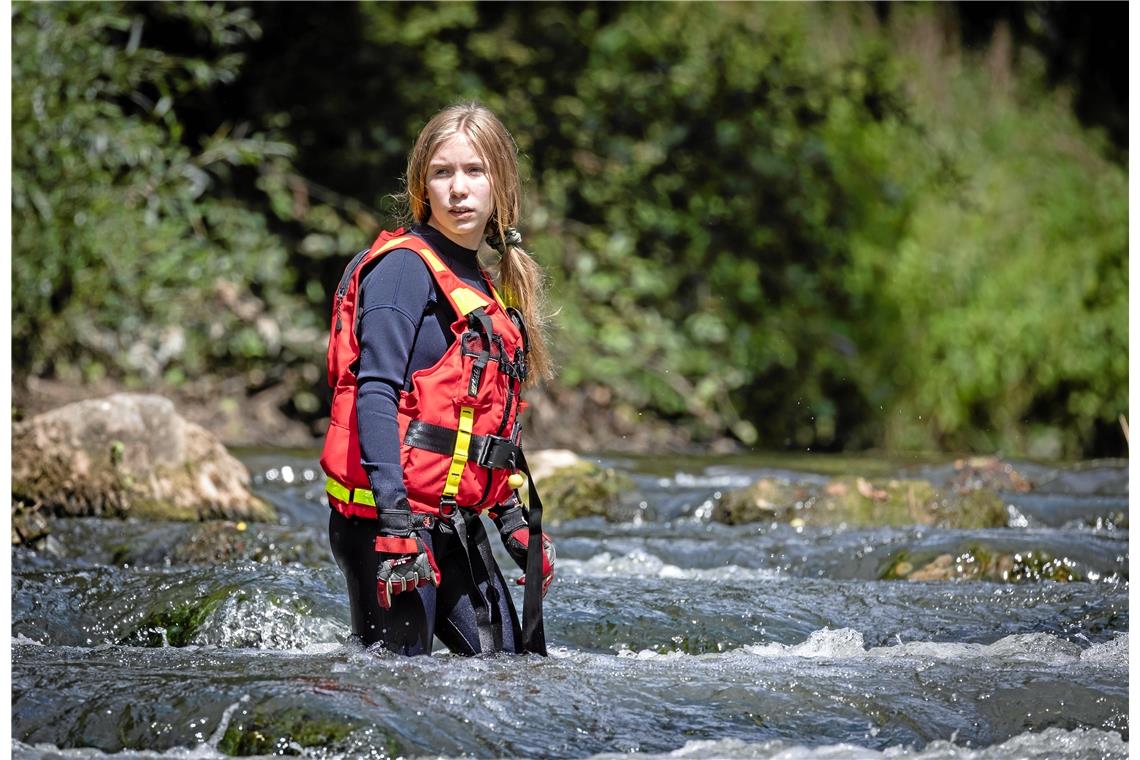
[442,406,476,498]
[449,288,490,316]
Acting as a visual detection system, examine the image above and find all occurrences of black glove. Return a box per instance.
[374,499,439,609]
[492,498,555,597]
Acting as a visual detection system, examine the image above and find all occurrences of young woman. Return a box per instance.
[321,103,556,656]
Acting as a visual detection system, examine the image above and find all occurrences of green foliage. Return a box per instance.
[11,3,1127,456]
[12,3,322,387]
[831,9,1128,456]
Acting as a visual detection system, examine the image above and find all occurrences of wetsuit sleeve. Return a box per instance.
[355,248,435,510]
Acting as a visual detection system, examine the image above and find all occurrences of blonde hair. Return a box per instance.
[401,103,552,382]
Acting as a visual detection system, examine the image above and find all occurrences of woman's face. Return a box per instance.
[426,133,494,250]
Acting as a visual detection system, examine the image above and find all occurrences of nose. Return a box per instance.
[450,170,468,199]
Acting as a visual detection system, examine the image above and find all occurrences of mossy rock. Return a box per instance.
[881,545,1081,583]
[948,456,1033,493]
[219,703,383,757]
[120,585,235,647]
[527,460,635,523]
[710,478,810,524]
[815,477,1006,528]
[713,476,1007,528]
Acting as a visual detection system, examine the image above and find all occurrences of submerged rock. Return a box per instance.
[218,701,377,757]
[525,450,635,522]
[120,586,235,647]
[167,521,324,566]
[12,394,274,523]
[712,475,1006,528]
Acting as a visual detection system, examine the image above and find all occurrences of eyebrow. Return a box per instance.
[429,157,485,167]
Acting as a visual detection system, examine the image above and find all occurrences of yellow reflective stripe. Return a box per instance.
[326,476,376,507]
[442,406,476,498]
[419,247,447,272]
[326,476,351,503]
[449,287,490,316]
[376,236,412,254]
[489,284,506,310]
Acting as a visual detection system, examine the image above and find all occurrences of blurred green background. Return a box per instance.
[11,2,1127,458]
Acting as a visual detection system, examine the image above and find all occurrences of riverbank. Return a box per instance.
[12,376,721,454]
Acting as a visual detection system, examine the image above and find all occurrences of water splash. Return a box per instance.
[560,551,780,582]
[579,727,1126,759]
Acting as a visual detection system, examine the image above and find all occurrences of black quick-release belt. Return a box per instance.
[404,420,523,471]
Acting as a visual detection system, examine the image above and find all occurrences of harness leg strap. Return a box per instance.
[448,509,504,654]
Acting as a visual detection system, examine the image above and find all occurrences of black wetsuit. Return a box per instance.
[327,224,522,655]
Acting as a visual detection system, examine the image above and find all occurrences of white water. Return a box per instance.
[560,551,782,582]
[611,627,1128,667]
[12,727,1129,759]
[13,453,1127,759]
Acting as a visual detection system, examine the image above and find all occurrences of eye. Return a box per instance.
[431,167,449,177]
[468,165,485,175]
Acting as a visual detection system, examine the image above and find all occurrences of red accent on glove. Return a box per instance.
[508,528,555,596]
[374,535,421,554]
[375,538,440,609]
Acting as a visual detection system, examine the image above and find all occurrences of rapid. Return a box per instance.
[11,452,1128,759]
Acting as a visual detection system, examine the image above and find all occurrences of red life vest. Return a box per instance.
[321,229,530,519]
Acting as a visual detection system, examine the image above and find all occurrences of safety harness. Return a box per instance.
[320,229,546,655]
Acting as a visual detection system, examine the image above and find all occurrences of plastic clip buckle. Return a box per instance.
[477,435,520,470]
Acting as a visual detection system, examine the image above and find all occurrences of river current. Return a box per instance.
[11,452,1129,759]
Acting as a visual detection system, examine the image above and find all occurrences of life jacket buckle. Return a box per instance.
[476,435,521,470]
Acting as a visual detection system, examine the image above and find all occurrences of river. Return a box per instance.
[11,451,1128,759]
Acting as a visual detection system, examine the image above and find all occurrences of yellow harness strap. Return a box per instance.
[442,405,476,501]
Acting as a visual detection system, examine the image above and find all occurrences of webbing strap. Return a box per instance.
[404,420,522,470]
[517,451,547,656]
[449,509,503,653]
[442,406,476,499]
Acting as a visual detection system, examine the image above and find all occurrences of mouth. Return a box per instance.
[449,207,475,218]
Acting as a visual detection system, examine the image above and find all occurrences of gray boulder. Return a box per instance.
[12,394,274,522]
